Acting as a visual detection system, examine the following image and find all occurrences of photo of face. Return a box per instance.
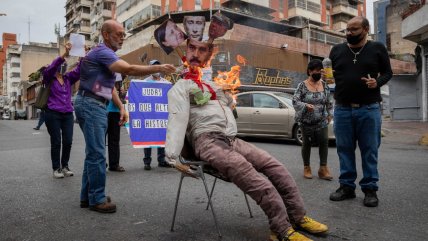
[208,13,233,41]
[183,16,206,41]
[185,39,213,68]
[154,19,187,54]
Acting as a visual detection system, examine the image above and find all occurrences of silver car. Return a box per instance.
[235,91,335,145]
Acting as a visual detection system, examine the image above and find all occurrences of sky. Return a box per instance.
[0,0,376,44]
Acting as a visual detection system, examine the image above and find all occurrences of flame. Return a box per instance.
[214,65,241,97]
[236,55,247,66]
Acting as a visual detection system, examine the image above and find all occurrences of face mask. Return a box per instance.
[311,73,321,81]
[347,33,363,45]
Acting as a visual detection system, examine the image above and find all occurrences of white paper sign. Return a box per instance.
[69,33,85,57]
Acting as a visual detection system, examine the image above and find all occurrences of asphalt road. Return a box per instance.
[0,120,427,241]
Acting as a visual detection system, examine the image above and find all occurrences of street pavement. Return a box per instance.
[0,119,427,241]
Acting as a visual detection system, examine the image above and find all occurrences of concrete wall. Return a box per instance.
[389,74,421,120]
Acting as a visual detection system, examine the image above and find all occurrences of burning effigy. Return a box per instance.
[155,12,328,241]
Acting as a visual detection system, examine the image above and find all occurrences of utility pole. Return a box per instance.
[27,16,31,43]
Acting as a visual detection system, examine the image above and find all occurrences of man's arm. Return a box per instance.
[109,59,175,76]
[111,87,127,125]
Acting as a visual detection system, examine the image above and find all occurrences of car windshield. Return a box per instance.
[273,92,293,106]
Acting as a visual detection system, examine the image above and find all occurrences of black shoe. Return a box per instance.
[33,127,40,130]
[144,165,151,170]
[158,162,171,168]
[330,185,356,201]
[363,189,379,207]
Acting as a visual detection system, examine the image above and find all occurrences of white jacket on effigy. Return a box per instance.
[165,79,237,162]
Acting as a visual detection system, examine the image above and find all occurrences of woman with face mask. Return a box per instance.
[42,42,81,179]
[293,59,333,180]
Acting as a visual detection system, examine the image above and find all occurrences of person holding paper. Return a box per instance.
[74,20,175,214]
[43,42,81,179]
[328,16,392,207]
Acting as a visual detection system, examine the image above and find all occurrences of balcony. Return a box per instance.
[331,4,358,17]
[78,25,91,33]
[402,4,428,43]
[77,0,92,8]
[288,7,322,23]
[80,12,90,20]
[332,21,347,31]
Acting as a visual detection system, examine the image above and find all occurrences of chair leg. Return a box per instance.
[170,174,185,232]
[243,193,254,218]
[201,173,222,238]
[206,177,218,210]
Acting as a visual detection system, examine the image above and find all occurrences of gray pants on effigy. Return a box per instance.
[194,132,306,235]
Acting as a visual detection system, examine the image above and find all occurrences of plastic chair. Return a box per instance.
[170,144,254,238]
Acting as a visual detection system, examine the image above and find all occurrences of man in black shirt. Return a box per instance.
[328,16,392,207]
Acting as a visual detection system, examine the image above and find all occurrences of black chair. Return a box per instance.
[170,142,253,238]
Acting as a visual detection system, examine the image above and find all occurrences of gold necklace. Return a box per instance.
[307,80,321,91]
[348,41,367,64]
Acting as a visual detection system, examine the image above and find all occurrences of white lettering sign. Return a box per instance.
[139,103,152,112]
[155,103,168,112]
[144,119,168,128]
[132,119,141,128]
[142,88,162,96]
[128,103,136,112]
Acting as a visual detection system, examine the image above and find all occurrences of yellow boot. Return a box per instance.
[303,166,312,179]
[296,216,328,234]
[269,228,313,241]
[318,165,333,180]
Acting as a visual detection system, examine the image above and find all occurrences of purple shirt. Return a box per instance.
[43,57,81,113]
[79,43,120,100]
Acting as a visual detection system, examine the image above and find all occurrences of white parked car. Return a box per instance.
[235,91,335,145]
[2,113,10,120]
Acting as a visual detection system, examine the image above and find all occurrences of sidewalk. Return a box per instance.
[382,120,428,146]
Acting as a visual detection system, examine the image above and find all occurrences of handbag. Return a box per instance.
[34,79,53,109]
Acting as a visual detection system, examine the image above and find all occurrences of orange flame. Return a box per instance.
[236,55,247,66]
[214,65,241,97]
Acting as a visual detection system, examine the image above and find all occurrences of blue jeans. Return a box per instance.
[334,103,381,191]
[143,147,166,165]
[44,109,74,170]
[74,95,108,206]
[36,110,45,128]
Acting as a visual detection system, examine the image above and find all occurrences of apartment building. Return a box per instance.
[65,0,94,45]
[162,0,365,31]
[116,0,162,32]
[0,33,17,96]
[2,43,58,119]
[90,0,117,43]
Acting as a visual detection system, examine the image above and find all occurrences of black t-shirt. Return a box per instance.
[329,40,392,104]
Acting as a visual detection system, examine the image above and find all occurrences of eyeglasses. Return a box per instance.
[345,27,362,34]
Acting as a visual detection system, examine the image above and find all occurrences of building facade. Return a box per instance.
[373,0,389,45]
[116,0,162,32]
[65,0,94,45]
[161,0,366,31]
[0,33,17,96]
[90,0,117,43]
[2,43,58,119]
[401,0,428,121]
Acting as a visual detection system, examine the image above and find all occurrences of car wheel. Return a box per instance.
[293,125,303,145]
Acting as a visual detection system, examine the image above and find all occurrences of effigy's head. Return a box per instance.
[185,39,214,68]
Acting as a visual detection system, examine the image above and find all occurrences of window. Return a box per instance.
[11,72,20,78]
[288,0,320,13]
[11,62,20,67]
[236,94,251,107]
[253,94,280,108]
